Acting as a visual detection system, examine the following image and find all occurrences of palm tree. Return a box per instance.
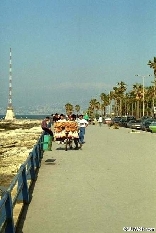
[122,93,129,116]
[87,106,94,120]
[126,91,136,116]
[132,83,143,118]
[109,90,116,115]
[112,81,127,116]
[148,57,156,109]
[89,98,97,109]
[75,105,80,115]
[117,81,127,115]
[100,102,106,116]
[148,57,156,77]
[100,92,109,115]
[89,98,99,118]
[65,103,73,116]
[146,86,154,116]
[95,101,100,117]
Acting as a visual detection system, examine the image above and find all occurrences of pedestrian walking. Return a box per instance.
[98,115,103,127]
[78,114,88,146]
[84,113,89,121]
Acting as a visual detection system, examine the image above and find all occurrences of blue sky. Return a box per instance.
[0,0,156,112]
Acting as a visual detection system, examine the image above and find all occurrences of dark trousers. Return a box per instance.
[42,128,53,137]
[74,138,79,148]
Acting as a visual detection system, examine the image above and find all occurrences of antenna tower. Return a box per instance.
[5,48,15,120]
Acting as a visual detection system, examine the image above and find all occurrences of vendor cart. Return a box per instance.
[54,121,79,151]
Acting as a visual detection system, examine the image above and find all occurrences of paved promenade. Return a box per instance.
[17,125,156,233]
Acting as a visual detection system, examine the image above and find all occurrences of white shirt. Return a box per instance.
[58,119,66,122]
[98,117,103,123]
[78,119,88,128]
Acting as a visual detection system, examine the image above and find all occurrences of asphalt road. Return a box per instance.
[18,124,156,233]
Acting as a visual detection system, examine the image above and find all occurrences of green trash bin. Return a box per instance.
[43,135,52,151]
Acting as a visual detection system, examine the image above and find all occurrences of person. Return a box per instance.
[53,113,60,122]
[98,115,103,127]
[84,113,89,121]
[58,114,66,122]
[78,114,88,146]
[41,116,53,136]
[50,114,54,126]
[71,114,79,150]
[93,117,97,125]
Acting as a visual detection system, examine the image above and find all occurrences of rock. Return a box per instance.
[0,119,43,186]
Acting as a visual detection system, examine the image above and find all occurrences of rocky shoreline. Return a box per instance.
[0,119,42,187]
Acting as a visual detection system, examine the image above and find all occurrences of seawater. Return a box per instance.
[0,115,47,120]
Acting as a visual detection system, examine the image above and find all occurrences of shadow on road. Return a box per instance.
[15,170,39,233]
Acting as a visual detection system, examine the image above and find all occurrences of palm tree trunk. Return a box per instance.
[120,98,122,116]
[104,107,106,116]
[136,101,139,119]
[152,98,155,117]
[132,102,134,116]
[124,100,126,115]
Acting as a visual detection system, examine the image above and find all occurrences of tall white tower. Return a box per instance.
[5,48,15,120]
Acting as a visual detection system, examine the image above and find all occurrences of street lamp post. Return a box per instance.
[135,74,152,117]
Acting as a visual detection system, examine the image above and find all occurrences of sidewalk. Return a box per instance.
[17,125,156,233]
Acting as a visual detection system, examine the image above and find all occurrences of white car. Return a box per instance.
[104,117,112,124]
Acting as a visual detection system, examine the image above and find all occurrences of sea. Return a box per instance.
[0,115,47,120]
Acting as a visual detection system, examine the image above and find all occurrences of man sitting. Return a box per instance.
[41,116,53,137]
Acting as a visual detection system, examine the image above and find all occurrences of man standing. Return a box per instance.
[41,116,53,136]
[78,114,88,146]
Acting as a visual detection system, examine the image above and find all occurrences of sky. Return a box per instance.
[0,0,156,113]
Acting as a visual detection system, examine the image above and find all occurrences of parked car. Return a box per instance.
[104,117,112,124]
[118,116,136,127]
[127,119,142,129]
[112,116,122,125]
[127,120,132,128]
[118,118,127,127]
[141,118,156,132]
[149,122,156,133]
[140,116,151,121]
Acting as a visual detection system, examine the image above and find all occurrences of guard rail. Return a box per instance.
[0,133,44,233]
